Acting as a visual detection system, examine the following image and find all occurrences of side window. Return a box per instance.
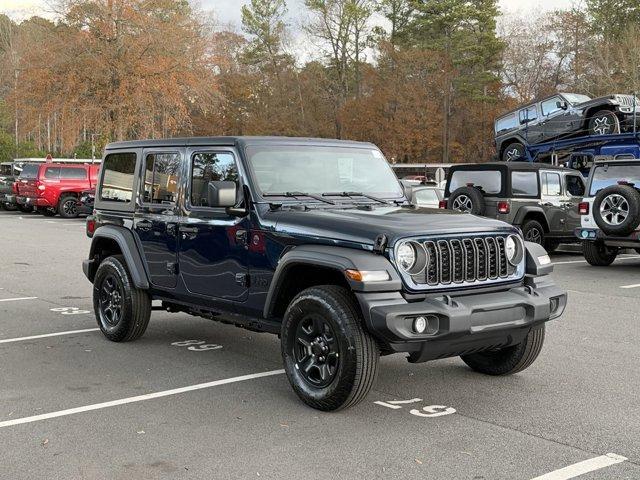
[543,172,561,196]
[60,167,87,179]
[511,171,538,196]
[566,175,585,197]
[44,167,60,179]
[143,153,181,204]
[519,106,537,124]
[541,97,562,116]
[190,152,238,208]
[100,152,137,203]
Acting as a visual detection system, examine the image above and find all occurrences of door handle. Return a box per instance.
[137,220,152,231]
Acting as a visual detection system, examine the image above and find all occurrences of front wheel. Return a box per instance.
[93,255,151,342]
[583,241,618,266]
[281,285,379,411]
[461,325,545,375]
[58,195,79,218]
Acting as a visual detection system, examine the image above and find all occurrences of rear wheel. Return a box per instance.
[583,241,618,266]
[502,142,526,162]
[522,219,545,246]
[588,110,620,136]
[447,186,486,215]
[281,285,379,411]
[461,326,545,375]
[58,195,79,218]
[93,255,151,342]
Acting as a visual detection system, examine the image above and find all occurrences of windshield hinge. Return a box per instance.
[373,234,388,254]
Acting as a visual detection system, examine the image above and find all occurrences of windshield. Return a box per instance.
[590,164,640,195]
[246,145,403,199]
[563,93,591,104]
[18,163,40,179]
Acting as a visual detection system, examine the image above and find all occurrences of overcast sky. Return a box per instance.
[3,0,581,25]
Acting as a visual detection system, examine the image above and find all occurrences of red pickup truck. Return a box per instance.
[16,163,100,218]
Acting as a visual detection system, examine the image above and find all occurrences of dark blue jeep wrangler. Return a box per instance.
[83,137,567,411]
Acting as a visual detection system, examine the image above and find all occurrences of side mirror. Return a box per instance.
[556,100,569,110]
[207,180,237,208]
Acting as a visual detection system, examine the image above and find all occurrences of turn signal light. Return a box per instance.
[345,270,390,282]
[497,201,510,214]
[578,202,589,215]
[438,200,447,209]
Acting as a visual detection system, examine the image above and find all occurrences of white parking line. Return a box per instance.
[620,283,640,289]
[0,369,285,428]
[530,453,627,480]
[554,255,640,265]
[0,328,99,344]
[0,296,38,302]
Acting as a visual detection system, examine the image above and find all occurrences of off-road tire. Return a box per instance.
[17,204,33,213]
[447,186,486,215]
[522,219,545,246]
[58,194,79,218]
[461,325,545,375]
[588,110,620,136]
[583,241,618,266]
[592,184,640,236]
[544,239,560,253]
[281,285,379,411]
[93,255,151,342]
[502,142,526,162]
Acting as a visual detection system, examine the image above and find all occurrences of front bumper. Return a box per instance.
[356,275,566,363]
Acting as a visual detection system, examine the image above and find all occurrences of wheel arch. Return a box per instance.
[583,104,619,130]
[499,137,526,160]
[514,207,550,232]
[85,225,149,289]
[263,245,401,320]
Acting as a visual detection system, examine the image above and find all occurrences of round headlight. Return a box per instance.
[506,235,523,266]
[397,242,416,272]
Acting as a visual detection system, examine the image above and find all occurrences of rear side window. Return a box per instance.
[543,172,561,196]
[449,170,502,194]
[143,153,181,204]
[60,167,87,179]
[511,171,538,196]
[44,167,60,179]
[566,175,585,196]
[190,152,238,208]
[495,114,517,134]
[100,153,137,203]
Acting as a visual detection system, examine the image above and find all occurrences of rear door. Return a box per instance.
[178,149,248,302]
[134,150,183,290]
[540,171,565,233]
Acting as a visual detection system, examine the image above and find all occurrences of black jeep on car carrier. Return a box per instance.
[83,137,567,411]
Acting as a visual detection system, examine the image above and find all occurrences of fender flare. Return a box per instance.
[85,225,149,289]
[263,245,402,319]
[513,206,548,229]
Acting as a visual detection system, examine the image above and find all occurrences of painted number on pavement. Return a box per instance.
[171,340,223,352]
[375,398,456,418]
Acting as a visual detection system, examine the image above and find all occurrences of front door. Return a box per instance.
[134,150,183,290]
[562,173,586,235]
[540,171,565,234]
[178,150,248,302]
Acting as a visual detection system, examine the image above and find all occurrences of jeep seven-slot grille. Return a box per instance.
[415,236,515,287]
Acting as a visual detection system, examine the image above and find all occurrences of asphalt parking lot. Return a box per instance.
[0,210,638,480]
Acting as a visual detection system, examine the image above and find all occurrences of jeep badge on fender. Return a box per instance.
[82,137,567,411]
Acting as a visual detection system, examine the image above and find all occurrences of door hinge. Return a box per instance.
[235,273,249,287]
[166,262,179,274]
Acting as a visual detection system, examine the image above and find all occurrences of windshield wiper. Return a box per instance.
[263,191,336,205]
[322,191,392,205]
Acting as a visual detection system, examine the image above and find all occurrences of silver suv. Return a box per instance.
[444,163,585,252]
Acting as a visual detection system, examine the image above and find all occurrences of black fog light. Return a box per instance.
[550,296,560,314]
[412,315,439,335]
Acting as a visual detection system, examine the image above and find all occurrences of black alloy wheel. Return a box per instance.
[294,313,340,388]
[59,196,78,218]
[98,273,125,328]
[502,142,526,162]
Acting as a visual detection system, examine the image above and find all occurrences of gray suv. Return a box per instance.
[444,163,585,251]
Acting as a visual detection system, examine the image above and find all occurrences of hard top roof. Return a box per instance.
[450,162,567,172]
[105,136,375,150]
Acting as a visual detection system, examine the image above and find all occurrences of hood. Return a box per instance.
[266,206,516,247]
[576,94,638,108]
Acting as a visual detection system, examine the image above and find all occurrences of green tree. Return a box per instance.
[587,0,640,39]
[241,0,289,70]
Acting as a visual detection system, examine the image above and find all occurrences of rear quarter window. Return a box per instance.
[59,167,87,179]
[100,153,137,203]
[495,114,517,135]
[449,170,502,195]
[511,171,539,196]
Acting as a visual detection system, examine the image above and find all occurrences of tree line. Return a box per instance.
[0,0,639,164]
